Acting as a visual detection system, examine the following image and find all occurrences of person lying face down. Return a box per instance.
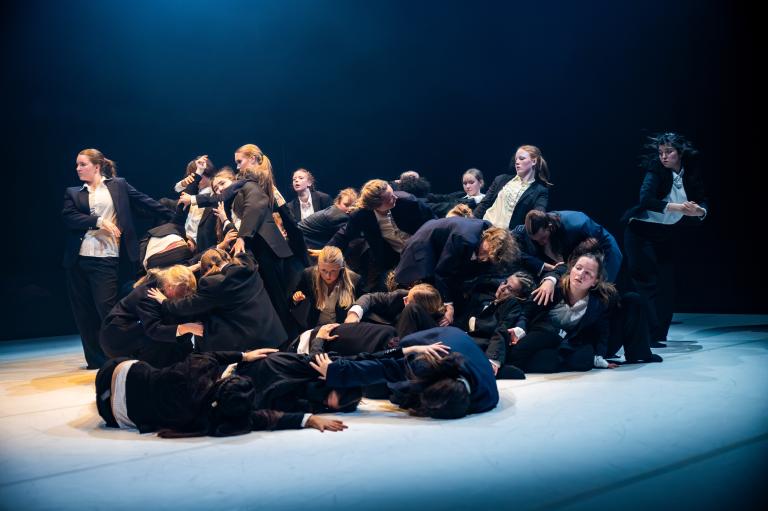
[310,326,499,419]
[95,349,350,437]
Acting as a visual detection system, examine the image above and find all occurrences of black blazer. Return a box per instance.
[231,179,293,259]
[621,166,708,224]
[353,289,409,325]
[62,177,172,268]
[298,205,350,249]
[287,189,332,223]
[160,253,288,351]
[394,217,491,303]
[329,191,436,269]
[473,175,549,229]
[290,266,362,329]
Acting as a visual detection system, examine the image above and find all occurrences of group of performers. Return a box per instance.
[62,133,707,437]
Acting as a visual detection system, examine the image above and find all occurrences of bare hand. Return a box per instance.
[402,342,450,363]
[195,155,209,173]
[310,353,333,380]
[439,303,454,327]
[101,219,122,238]
[531,279,555,306]
[180,174,196,188]
[316,323,340,341]
[147,288,167,304]
[607,362,620,369]
[213,202,229,223]
[292,291,306,303]
[178,192,193,208]
[344,312,360,323]
[242,348,279,362]
[306,415,348,432]
[231,237,246,255]
[179,322,204,336]
[217,229,238,250]
[273,187,286,207]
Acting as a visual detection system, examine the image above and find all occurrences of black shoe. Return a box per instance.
[650,340,667,348]
[626,354,664,364]
[497,365,526,380]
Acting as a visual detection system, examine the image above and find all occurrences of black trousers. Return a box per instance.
[607,292,655,362]
[249,237,301,340]
[66,256,119,368]
[624,220,675,342]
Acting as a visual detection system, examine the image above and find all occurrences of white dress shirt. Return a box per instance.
[483,175,533,228]
[79,179,119,258]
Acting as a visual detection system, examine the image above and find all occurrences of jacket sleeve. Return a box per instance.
[135,295,180,343]
[195,181,243,208]
[125,181,173,221]
[328,212,362,252]
[637,171,667,213]
[433,234,474,303]
[531,184,549,212]
[235,184,271,241]
[325,357,407,388]
[161,277,221,318]
[62,189,98,230]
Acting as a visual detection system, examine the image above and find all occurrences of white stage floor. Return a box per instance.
[1,313,766,510]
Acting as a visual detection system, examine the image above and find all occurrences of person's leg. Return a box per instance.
[560,344,594,372]
[66,257,109,369]
[625,223,664,345]
[506,328,562,372]
[612,292,663,363]
[655,236,676,342]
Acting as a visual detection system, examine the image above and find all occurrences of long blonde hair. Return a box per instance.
[313,246,356,310]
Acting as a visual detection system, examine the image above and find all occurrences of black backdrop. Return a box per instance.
[0,0,761,341]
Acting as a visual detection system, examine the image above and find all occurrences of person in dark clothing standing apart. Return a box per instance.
[62,148,171,369]
[622,133,708,347]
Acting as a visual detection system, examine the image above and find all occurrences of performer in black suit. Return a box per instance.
[394,217,519,323]
[328,179,436,292]
[473,145,552,229]
[148,250,288,352]
[100,265,202,367]
[298,188,358,249]
[622,132,708,346]
[345,284,446,337]
[426,168,487,217]
[95,349,348,436]
[287,168,333,222]
[62,148,172,368]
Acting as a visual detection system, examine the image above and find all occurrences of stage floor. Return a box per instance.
[1,313,766,510]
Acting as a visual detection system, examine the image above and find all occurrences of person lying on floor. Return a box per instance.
[310,326,499,419]
[344,283,447,337]
[95,348,348,437]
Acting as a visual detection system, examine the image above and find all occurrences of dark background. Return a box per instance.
[0,0,761,341]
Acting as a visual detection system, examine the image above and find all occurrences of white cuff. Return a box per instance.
[174,181,185,193]
[96,216,104,228]
[301,414,312,428]
[511,327,526,340]
[543,276,557,285]
[468,317,477,332]
[593,355,609,369]
[348,305,364,320]
[190,195,198,206]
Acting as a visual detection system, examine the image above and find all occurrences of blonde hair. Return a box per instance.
[240,163,276,205]
[481,227,519,266]
[335,187,358,206]
[406,283,445,316]
[446,203,473,218]
[313,246,356,310]
[135,265,197,296]
[79,148,117,177]
[357,179,390,210]
[293,168,315,188]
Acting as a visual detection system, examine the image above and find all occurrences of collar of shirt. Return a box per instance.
[81,177,112,193]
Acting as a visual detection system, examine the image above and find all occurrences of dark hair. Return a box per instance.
[462,168,485,188]
[185,155,216,178]
[640,132,699,170]
[407,352,471,419]
[398,175,431,198]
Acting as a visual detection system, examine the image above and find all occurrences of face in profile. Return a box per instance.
[76,155,100,182]
[234,152,255,172]
[514,149,536,177]
[337,197,355,214]
[375,185,397,213]
[569,256,599,293]
[318,260,342,286]
[658,144,681,170]
[530,227,551,247]
[462,173,483,197]
[495,275,521,301]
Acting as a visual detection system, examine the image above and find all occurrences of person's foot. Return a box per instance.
[497,365,526,380]
[626,354,663,364]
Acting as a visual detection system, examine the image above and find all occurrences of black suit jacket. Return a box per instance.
[62,177,172,268]
[161,252,288,351]
[231,179,293,259]
[298,205,350,249]
[473,175,549,229]
[353,289,409,325]
[620,166,708,224]
[328,191,436,270]
[394,217,491,303]
[287,189,333,223]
